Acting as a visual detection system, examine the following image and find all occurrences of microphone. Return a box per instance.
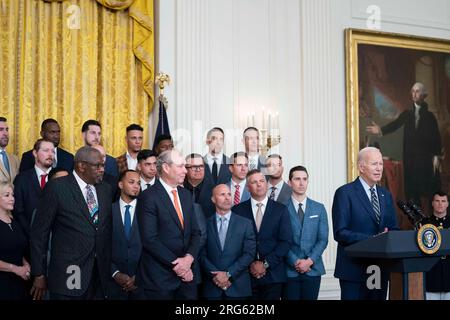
[397,200,422,229]
[406,200,426,222]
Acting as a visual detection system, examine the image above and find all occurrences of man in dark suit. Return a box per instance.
[233,169,292,300]
[332,147,399,300]
[82,119,119,177]
[201,128,231,216]
[201,184,256,299]
[19,119,74,173]
[116,124,144,175]
[266,154,292,204]
[136,149,201,300]
[227,152,250,206]
[184,153,206,204]
[366,82,442,207]
[14,139,55,236]
[30,146,113,300]
[243,127,266,173]
[137,149,158,191]
[92,144,119,201]
[110,170,142,300]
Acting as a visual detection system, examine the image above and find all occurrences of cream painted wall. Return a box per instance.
[153,0,450,299]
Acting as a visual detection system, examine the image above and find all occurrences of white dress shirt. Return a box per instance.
[231,178,247,202]
[205,152,223,172]
[250,196,269,222]
[359,176,377,201]
[267,180,284,201]
[126,151,138,170]
[216,211,232,233]
[160,178,184,218]
[34,165,52,185]
[73,170,98,206]
[140,176,156,191]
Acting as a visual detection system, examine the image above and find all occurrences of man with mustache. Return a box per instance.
[13,139,55,237]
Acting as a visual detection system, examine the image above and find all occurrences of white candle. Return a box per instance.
[252,114,255,127]
[268,113,272,132]
[262,107,266,130]
[275,112,279,131]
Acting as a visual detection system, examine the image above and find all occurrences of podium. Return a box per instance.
[346,229,450,300]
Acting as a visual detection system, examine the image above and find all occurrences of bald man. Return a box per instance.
[332,147,399,300]
[200,184,256,300]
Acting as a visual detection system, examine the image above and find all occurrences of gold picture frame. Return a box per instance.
[345,28,450,182]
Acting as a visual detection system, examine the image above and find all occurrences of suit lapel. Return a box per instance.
[353,179,379,225]
[179,186,190,232]
[377,188,386,226]
[287,200,301,230]
[68,175,97,229]
[222,213,235,252]
[209,216,222,252]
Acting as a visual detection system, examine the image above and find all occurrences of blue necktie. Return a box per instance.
[124,205,132,240]
[0,150,10,175]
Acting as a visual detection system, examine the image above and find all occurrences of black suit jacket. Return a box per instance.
[136,179,201,292]
[30,174,113,297]
[19,147,74,173]
[110,200,142,299]
[233,199,293,285]
[200,154,232,217]
[13,168,44,236]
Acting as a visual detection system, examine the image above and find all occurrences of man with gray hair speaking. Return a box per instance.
[136,149,201,300]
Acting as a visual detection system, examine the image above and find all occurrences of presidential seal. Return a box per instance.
[417,224,442,255]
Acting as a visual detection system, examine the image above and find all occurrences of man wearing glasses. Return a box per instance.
[30,146,113,300]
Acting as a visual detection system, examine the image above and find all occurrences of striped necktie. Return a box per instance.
[370,187,381,224]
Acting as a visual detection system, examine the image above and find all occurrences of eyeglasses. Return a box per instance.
[82,161,105,169]
[186,165,205,171]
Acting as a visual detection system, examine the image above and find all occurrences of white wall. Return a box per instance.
[154,0,450,299]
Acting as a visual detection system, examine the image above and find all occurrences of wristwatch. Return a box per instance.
[226,271,233,283]
[263,260,269,269]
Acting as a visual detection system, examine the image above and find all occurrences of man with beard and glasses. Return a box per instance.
[13,139,55,237]
[0,117,19,183]
[30,146,113,300]
[110,170,143,300]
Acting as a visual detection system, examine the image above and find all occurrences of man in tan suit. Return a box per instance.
[0,117,19,183]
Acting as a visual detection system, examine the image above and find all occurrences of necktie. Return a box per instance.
[86,185,99,226]
[298,202,305,225]
[171,190,184,228]
[370,187,381,224]
[146,183,151,190]
[234,184,241,206]
[269,186,277,200]
[124,205,132,240]
[0,150,10,175]
[249,158,256,171]
[212,157,218,184]
[255,203,263,232]
[40,174,48,189]
[218,216,228,250]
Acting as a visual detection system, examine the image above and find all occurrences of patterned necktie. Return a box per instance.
[86,185,99,226]
[370,187,381,224]
[269,186,277,200]
[255,203,263,232]
[124,205,132,240]
[0,150,10,175]
[249,158,256,171]
[171,190,184,228]
[234,184,240,206]
[212,157,218,184]
[298,202,305,224]
[40,174,48,189]
[218,216,228,250]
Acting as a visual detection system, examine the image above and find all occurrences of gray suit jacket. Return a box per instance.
[0,151,19,183]
[274,182,292,204]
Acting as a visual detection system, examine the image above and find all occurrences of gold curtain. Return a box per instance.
[0,0,153,157]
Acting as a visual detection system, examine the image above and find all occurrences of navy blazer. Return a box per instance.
[19,147,74,173]
[136,179,201,291]
[201,213,256,298]
[233,199,293,284]
[13,168,45,236]
[285,198,328,277]
[332,178,399,282]
[199,154,232,217]
[105,154,119,177]
[110,200,142,299]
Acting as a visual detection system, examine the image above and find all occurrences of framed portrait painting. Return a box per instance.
[345,28,450,216]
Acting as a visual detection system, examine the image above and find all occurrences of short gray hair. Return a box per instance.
[157,150,180,175]
[412,82,428,97]
[74,146,101,164]
[357,147,381,165]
